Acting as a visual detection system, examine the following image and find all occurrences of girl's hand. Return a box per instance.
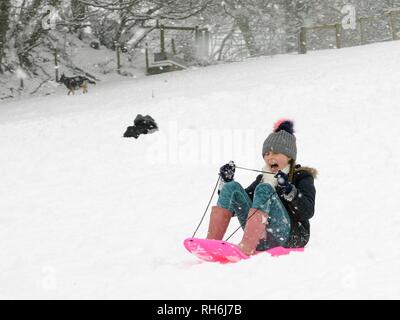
[275,170,293,194]
[219,161,235,182]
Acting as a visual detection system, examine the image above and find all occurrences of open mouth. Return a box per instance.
[269,161,279,171]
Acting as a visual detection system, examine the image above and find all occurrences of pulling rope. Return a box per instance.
[223,165,276,240]
[192,165,274,240]
[191,175,221,238]
[224,208,260,242]
[235,166,275,175]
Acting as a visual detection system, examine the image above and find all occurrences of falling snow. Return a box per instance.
[1,40,400,299]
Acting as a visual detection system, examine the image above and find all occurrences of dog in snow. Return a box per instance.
[59,74,96,95]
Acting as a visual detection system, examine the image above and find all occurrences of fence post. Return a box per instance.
[54,47,59,82]
[195,26,200,59]
[145,42,149,74]
[389,12,398,40]
[171,38,176,55]
[18,55,24,89]
[203,30,210,58]
[299,27,307,54]
[116,42,121,74]
[160,25,165,53]
[359,18,366,45]
[335,23,342,49]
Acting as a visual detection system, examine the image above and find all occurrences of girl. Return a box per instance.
[206,119,317,256]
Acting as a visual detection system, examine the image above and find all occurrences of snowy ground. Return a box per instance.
[0,31,147,101]
[1,40,400,299]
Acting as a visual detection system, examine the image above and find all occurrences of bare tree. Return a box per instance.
[221,0,262,56]
[0,0,11,73]
[75,0,213,49]
[71,0,88,33]
[13,0,46,68]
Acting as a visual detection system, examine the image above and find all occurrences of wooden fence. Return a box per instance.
[299,10,400,54]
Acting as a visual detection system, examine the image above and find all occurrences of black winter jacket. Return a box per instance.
[245,165,317,248]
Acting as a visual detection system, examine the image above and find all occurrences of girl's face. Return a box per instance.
[264,151,291,173]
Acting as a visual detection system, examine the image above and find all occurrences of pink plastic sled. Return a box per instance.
[184,238,304,263]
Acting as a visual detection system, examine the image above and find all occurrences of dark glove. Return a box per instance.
[219,161,235,182]
[275,170,293,194]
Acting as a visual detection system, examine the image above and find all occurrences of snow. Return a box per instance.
[1,41,400,299]
[15,68,28,80]
[0,31,147,101]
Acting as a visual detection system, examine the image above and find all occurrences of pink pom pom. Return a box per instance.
[273,118,291,132]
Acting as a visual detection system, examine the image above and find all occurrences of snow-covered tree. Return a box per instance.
[0,0,11,73]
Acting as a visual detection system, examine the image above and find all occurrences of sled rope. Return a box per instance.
[224,208,260,242]
[235,166,275,175]
[223,165,270,240]
[192,165,273,240]
[192,175,221,238]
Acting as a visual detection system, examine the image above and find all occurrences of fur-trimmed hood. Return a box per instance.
[295,165,318,179]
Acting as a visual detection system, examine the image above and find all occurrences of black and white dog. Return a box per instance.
[59,73,96,95]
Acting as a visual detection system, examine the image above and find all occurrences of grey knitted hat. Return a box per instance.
[262,120,297,161]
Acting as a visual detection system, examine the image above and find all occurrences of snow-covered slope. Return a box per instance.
[1,41,400,299]
[0,31,146,101]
